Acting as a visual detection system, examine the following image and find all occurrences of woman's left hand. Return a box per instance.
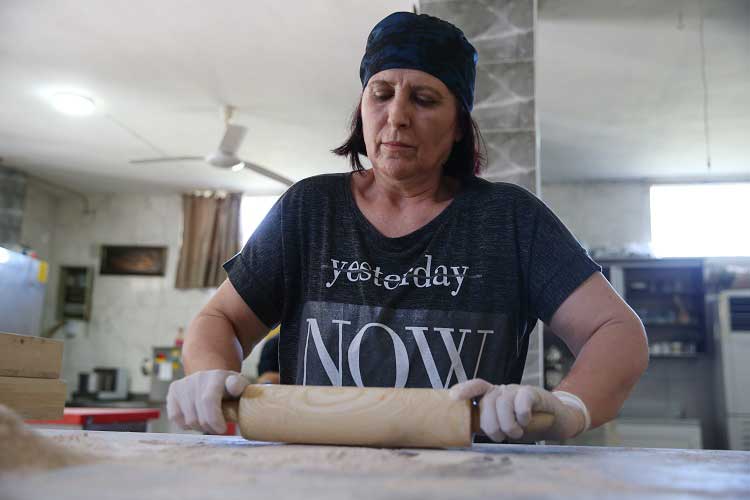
[449,379,590,442]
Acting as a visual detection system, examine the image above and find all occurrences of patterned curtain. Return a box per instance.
[175,192,241,289]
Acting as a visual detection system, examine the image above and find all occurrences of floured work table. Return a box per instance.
[2,429,749,499]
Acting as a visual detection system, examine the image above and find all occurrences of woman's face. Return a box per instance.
[361,68,461,181]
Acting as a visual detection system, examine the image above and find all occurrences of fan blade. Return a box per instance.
[219,124,247,155]
[241,161,294,187]
[130,156,203,164]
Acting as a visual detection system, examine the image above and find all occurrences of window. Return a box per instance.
[240,195,280,245]
[650,183,750,257]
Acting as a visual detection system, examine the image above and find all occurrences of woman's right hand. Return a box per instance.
[166,369,250,434]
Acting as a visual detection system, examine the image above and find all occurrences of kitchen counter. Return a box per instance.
[2,430,749,499]
[26,407,161,431]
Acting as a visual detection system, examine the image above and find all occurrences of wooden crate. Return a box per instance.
[0,332,63,379]
[0,376,66,420]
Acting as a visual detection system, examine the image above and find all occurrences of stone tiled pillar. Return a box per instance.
[420,0,537,192]
[0,165,27,247]
[420,0,542,386]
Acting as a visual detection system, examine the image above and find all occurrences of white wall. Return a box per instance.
[541,181,652,252]
[20,182,58,260]
[20,188,271,398]
[28,192,217,395]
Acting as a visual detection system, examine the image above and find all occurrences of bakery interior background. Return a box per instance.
[0,0,749,450]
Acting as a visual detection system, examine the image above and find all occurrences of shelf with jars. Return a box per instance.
[544,258,708,389]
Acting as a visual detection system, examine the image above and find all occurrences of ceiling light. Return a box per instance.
[50,93,96,116]
[231,162,245,172]
[0,247,10,264]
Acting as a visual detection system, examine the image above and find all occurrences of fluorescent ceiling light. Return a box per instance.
[50,93,96,116]
[231,162,245,172]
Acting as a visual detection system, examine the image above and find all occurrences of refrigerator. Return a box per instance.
[0,246,47,336]
[715,289,750,450]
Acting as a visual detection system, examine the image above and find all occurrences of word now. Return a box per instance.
[302,317,494,389]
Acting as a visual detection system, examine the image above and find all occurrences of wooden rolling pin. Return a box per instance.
[222,384,554,448]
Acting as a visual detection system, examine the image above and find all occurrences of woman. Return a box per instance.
[167,12,648,443]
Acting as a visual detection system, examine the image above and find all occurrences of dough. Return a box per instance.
[0,404,93,470]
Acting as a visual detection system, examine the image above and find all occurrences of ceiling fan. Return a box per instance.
[129,105,294,187]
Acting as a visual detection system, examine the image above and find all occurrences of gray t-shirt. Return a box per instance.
[224,173,600,388]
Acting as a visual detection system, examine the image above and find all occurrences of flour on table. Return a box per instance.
[0,404,94,470]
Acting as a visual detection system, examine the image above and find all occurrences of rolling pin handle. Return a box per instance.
[470,398,481,435]
[469,398,555,437]
[222,399,240,423]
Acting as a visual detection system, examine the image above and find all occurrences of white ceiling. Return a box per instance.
[0,0,748,195]
[0,0,413,195]
[538,0,749,182]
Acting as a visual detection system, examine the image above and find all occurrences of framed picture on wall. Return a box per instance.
[100,245,167,276]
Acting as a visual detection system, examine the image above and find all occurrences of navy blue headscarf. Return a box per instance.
[359,12,478,112]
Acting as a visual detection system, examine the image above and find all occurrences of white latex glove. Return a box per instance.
[166,369,250,434]
[449,379,590,442]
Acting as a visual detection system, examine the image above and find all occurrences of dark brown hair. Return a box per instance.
[332,99,486,178]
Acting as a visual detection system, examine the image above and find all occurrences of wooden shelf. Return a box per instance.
[649,353,702,359]
[627,290,704,297]
[642,322,702,329]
